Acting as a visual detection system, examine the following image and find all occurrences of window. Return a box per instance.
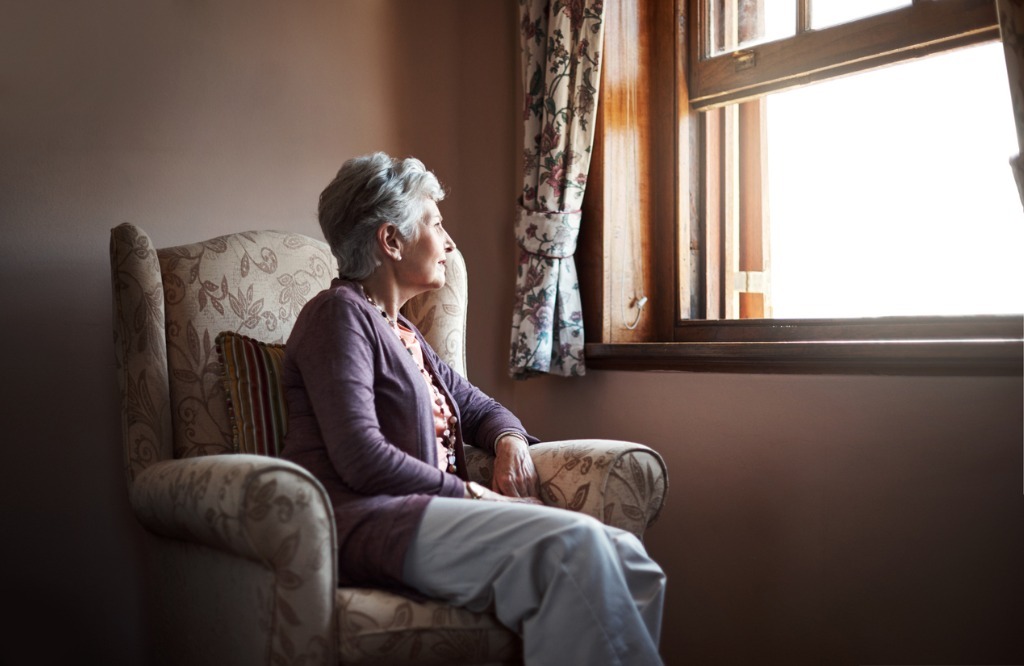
[763,44,1019,320]
[578,0,1023,374]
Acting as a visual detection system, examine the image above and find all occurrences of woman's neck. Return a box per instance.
[359,274,404,321]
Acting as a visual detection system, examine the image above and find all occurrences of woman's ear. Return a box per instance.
[376,223,404,262]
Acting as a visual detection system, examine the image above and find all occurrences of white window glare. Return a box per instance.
[765,42,1022,319]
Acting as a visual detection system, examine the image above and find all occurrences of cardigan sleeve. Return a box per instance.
[418,330,539,455]
[290,294,465,498]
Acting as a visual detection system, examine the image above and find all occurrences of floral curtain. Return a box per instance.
[509,0,605,379]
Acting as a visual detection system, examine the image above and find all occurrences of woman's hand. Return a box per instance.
[491,434,540,500]
[465,480,541,505]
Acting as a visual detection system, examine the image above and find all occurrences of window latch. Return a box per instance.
[733,49,756,72]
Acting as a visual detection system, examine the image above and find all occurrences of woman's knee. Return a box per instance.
[540,512,622,568]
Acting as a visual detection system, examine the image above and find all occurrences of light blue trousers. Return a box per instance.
[402,497,666,666]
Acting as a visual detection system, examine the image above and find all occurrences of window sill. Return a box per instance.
[585,340,1024,375]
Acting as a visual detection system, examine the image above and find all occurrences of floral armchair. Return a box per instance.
[110,223,668,665]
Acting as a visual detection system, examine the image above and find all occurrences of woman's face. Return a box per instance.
[396,198,455,294]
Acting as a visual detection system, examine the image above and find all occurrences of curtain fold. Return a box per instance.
[509,0,605,379]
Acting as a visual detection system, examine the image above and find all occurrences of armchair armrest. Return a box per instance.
[464,440,668,539]
[130,454,337,664]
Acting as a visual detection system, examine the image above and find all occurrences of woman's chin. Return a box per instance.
[417,276,446,293]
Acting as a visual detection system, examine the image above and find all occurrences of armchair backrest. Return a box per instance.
[110,223,468,485]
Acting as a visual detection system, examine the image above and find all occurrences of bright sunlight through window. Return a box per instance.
[765,42,1023,319]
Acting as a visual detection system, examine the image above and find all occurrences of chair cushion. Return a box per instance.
[216,331,287,457]
[337,587,520,665]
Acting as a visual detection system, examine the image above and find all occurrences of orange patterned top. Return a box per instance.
[396,324,455,471]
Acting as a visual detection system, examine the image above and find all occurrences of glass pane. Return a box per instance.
[763,43,1022,319]
[709,0,796,55]
[810,0,911,30]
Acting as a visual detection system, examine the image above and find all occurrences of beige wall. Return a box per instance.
[1,1,1020,664]
[513,371,1023,664]
[0,1,515,662]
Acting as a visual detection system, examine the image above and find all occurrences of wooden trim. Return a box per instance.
[585,339,1024,376]
[737,98,768,318]
[702,107,722,320]
[581,0,677,343]
[691,0,999,109]
[680,0,703,322]
[722,104,739,318]
[797,0,811,34]
[706,97,771,320]
[671,315,1024,343]
[658,0,685,339]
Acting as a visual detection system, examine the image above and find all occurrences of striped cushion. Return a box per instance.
[216,331,288,457]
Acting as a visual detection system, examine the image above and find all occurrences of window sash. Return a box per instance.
[687,0,1016,338]
[690,0,1000,110]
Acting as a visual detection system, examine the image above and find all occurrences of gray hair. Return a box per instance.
[318,152,445,280]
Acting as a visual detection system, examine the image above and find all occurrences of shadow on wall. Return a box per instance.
[386,0,520,402]
[0,1,519,664]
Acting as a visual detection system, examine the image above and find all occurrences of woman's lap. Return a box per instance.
[401,497,665,666]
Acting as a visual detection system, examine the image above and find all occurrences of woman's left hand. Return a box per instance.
[492,434,540,500]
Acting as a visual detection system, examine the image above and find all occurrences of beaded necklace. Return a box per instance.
[364,290,458,473]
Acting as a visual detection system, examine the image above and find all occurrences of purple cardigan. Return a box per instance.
[281,279,534,586]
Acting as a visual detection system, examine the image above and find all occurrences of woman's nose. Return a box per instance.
[444,231,456,252]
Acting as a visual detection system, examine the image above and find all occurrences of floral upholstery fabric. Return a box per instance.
[465,440,667,539]
[111,223,175,484]
[131,454,338,664]
[158,229,335,459]
[110,223,336,476]
[110,223,668,665]
[509,0,606,379]
[337,588,520,665]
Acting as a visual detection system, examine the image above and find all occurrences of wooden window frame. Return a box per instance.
[578,0,1023,375]
[692,0,1001,109]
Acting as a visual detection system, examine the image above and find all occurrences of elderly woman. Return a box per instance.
[280,152,665,665]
